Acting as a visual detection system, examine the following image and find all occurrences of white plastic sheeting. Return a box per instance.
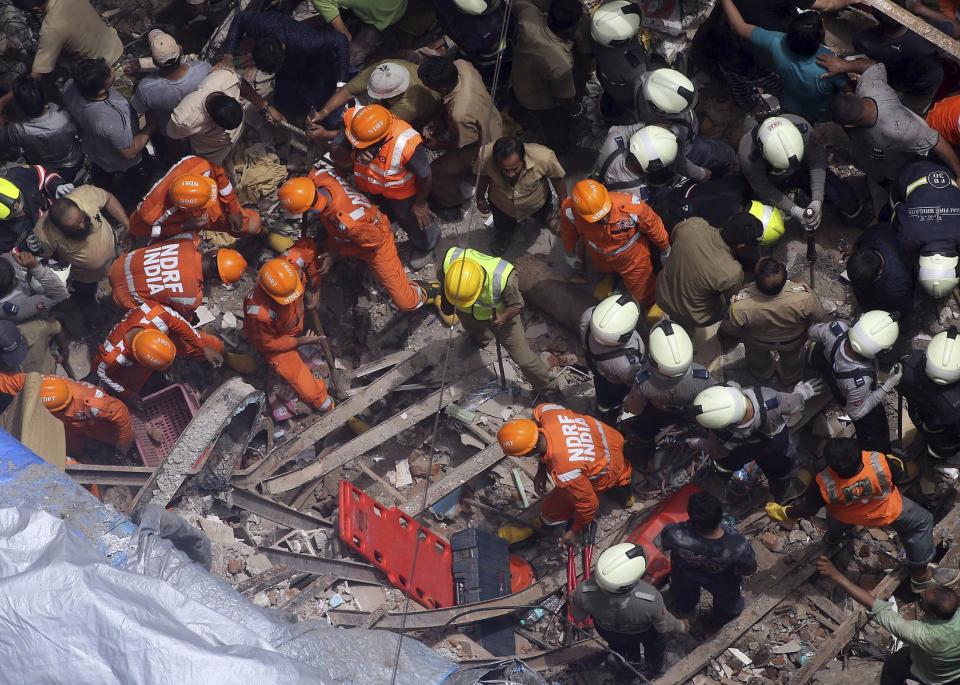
[0,507,457,684]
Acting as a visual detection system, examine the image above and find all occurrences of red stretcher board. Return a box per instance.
[624,483,700,587]
[338,480,454,609]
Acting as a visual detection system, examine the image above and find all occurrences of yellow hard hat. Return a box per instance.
[443,257,485,309]
[645,303,665,327]
[749,201,786,246]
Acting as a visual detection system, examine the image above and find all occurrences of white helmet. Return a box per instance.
[595,543,646,593]
[640,68,697,118]
[648,320,693,377]
[590,294,640,346]
[453,0,498,14]
[918,253,960,298]
[926,326,960,385]
[849,310,900,359]
[367,62,410,100]
[756,116,805,171]
[629,125,678,173]
[591,0,643,46]
[692,385,748,429]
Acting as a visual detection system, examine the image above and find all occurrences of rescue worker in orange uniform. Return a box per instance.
[243,256,334,413]
[0,373,133,455]
[93,302,224,405]
[109,234,247,315]
[277,172,443,315]
[766,437,959,592]
[332,104,439,268]
[129,155,262,242]
[560,179,670,308]
[498,403,634,545]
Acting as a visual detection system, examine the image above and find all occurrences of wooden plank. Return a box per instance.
[862,0,960,61]
[350,350,415,379]
[260,378,477,494]
[233,339,450,489]
[399,442,506,517]
[360,465,406,505]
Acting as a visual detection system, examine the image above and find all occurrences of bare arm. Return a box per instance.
[816,53,877,78]
[330,14,352,41]
[117,117,156,161]
[816,556,877,609]
[811,0,857,10]
[934,135,960,179]
[102,192,130,232]
[720,0,756,40]
[550,177,568,202]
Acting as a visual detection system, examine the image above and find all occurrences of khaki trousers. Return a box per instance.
[458,312,554,390]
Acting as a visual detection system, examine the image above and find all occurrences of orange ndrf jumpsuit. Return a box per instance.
[243,240,332,411]
[560,192,670,308]
[129,155,259,242]
[534,403,633,532]
[93,302,224,402]
[0,373,133,454]
[109,234,206,315]
[307,168,426,312]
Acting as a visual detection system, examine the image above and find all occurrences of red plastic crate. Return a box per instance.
[624,483,700,587]
[132,384,200,468]
[338,480,454,609]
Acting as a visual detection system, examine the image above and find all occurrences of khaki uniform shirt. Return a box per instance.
[446,60,502,149]
[32,0,123,75]
[34,185,116,283]
[166,67,243,165]
[511,0,575,111]
[346,59,441,130]
[655,218,743,327]
[727,280,826,344]
[479,142,565,219]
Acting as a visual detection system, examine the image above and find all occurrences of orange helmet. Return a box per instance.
[498,418,540,456]
[131,329,177,370]
[169,173,217,210]
[346,105,391,149]
[216,248,247,284]
[572,179,612,223]
[278,177,323,214]
[259,258,304,305]
[39,376,72,412]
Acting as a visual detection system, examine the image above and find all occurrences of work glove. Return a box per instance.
[789,205,806,223]
[804,200,822,231]
[23,233,41,254]
[793,378,825,401]
[564,252,583,272]
[882,363,903,393]
[54,182,75,199]
[660,245,672,261]
[765,502,791,522]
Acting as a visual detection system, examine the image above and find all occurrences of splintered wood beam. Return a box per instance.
[399,442,507,517]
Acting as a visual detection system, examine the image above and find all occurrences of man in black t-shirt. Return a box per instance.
[662,491,758,626]
[853,7,947,115]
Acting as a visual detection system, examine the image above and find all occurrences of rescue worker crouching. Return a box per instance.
[497,403,634,545]
[332,104,439,269]
[109,235,247,316]
[37,374,133,457]
[440,247,557,391]
[808,310,901,453]
[93,303,224,407]
[767,438,960,592]
[570,543,688,679]
[580,294,645,426]
[243,257,334,414]
[691,379,825,500]
[900,327,960,464]
[277,173,446,319]
[621,320,714,466]
[129,156,261,242]
[560,179,670,309]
